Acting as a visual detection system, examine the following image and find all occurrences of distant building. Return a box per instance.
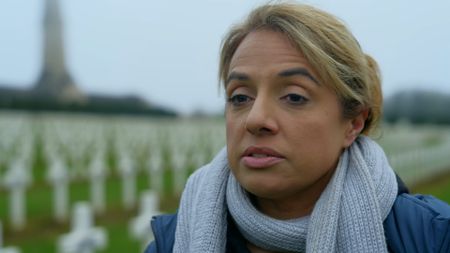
[0,0,175,117]
[34,0,86,104]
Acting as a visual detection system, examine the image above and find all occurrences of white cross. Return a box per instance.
[58,202,107,253]
[171,150,187,194]
[2,159,30,231]
[89,154,107,214]
[47,158,69,222]
[129,191,160,250]
[147,149,163,192]
[118,153,136,209]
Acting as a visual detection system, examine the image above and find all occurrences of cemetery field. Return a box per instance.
[0,173,180,253]
[1,111,450,253]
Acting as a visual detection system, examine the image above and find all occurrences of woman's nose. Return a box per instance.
[244,97,279,136]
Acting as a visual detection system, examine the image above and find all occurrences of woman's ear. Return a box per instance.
[343,108,369,147]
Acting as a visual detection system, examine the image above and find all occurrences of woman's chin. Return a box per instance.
[240,177,294,200]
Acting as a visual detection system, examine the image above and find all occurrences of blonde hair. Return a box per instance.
[219,2,382,135]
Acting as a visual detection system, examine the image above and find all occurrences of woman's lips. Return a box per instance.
[241,146,285,168]
[242,156,284,168]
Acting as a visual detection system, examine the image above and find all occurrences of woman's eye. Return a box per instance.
[227,94,252,106]
[282,93,309,105]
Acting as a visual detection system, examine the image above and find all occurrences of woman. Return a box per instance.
[146,3,450,253]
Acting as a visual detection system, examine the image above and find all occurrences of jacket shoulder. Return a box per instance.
[144,165,213,253]
[384,194,450,253]
[144,213,178,253]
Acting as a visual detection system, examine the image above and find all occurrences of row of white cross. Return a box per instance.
[36,118,225,182]
[1,190,160,253]
[0,146,208,231]
[5,135,450,231]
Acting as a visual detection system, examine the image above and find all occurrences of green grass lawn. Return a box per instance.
[0,135,184,253]
[0,169,180,253]
[412,172,450,204]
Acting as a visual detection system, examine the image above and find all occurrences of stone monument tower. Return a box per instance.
[34,0,85,103]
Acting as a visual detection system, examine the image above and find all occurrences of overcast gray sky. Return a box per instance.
[0,0,449,115]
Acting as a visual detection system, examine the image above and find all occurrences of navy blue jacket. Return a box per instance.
[145,180,450,253]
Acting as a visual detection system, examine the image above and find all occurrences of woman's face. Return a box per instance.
[225,29,358,204]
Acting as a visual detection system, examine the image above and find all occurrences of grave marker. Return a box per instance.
[2,160,30,230]
[171,151,186,194]
[129,191,160,249]
[118,153,136,209]
[47,158,69,222]
[147,150,163,192]
[89,155,106,213]
[58,202,107,253]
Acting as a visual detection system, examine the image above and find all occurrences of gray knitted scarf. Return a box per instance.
[173,136,398,253]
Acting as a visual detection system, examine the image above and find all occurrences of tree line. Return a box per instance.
[384,89,450,125]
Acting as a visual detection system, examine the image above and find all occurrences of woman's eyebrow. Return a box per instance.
[226,71,249,86]
[278,67,319,85]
